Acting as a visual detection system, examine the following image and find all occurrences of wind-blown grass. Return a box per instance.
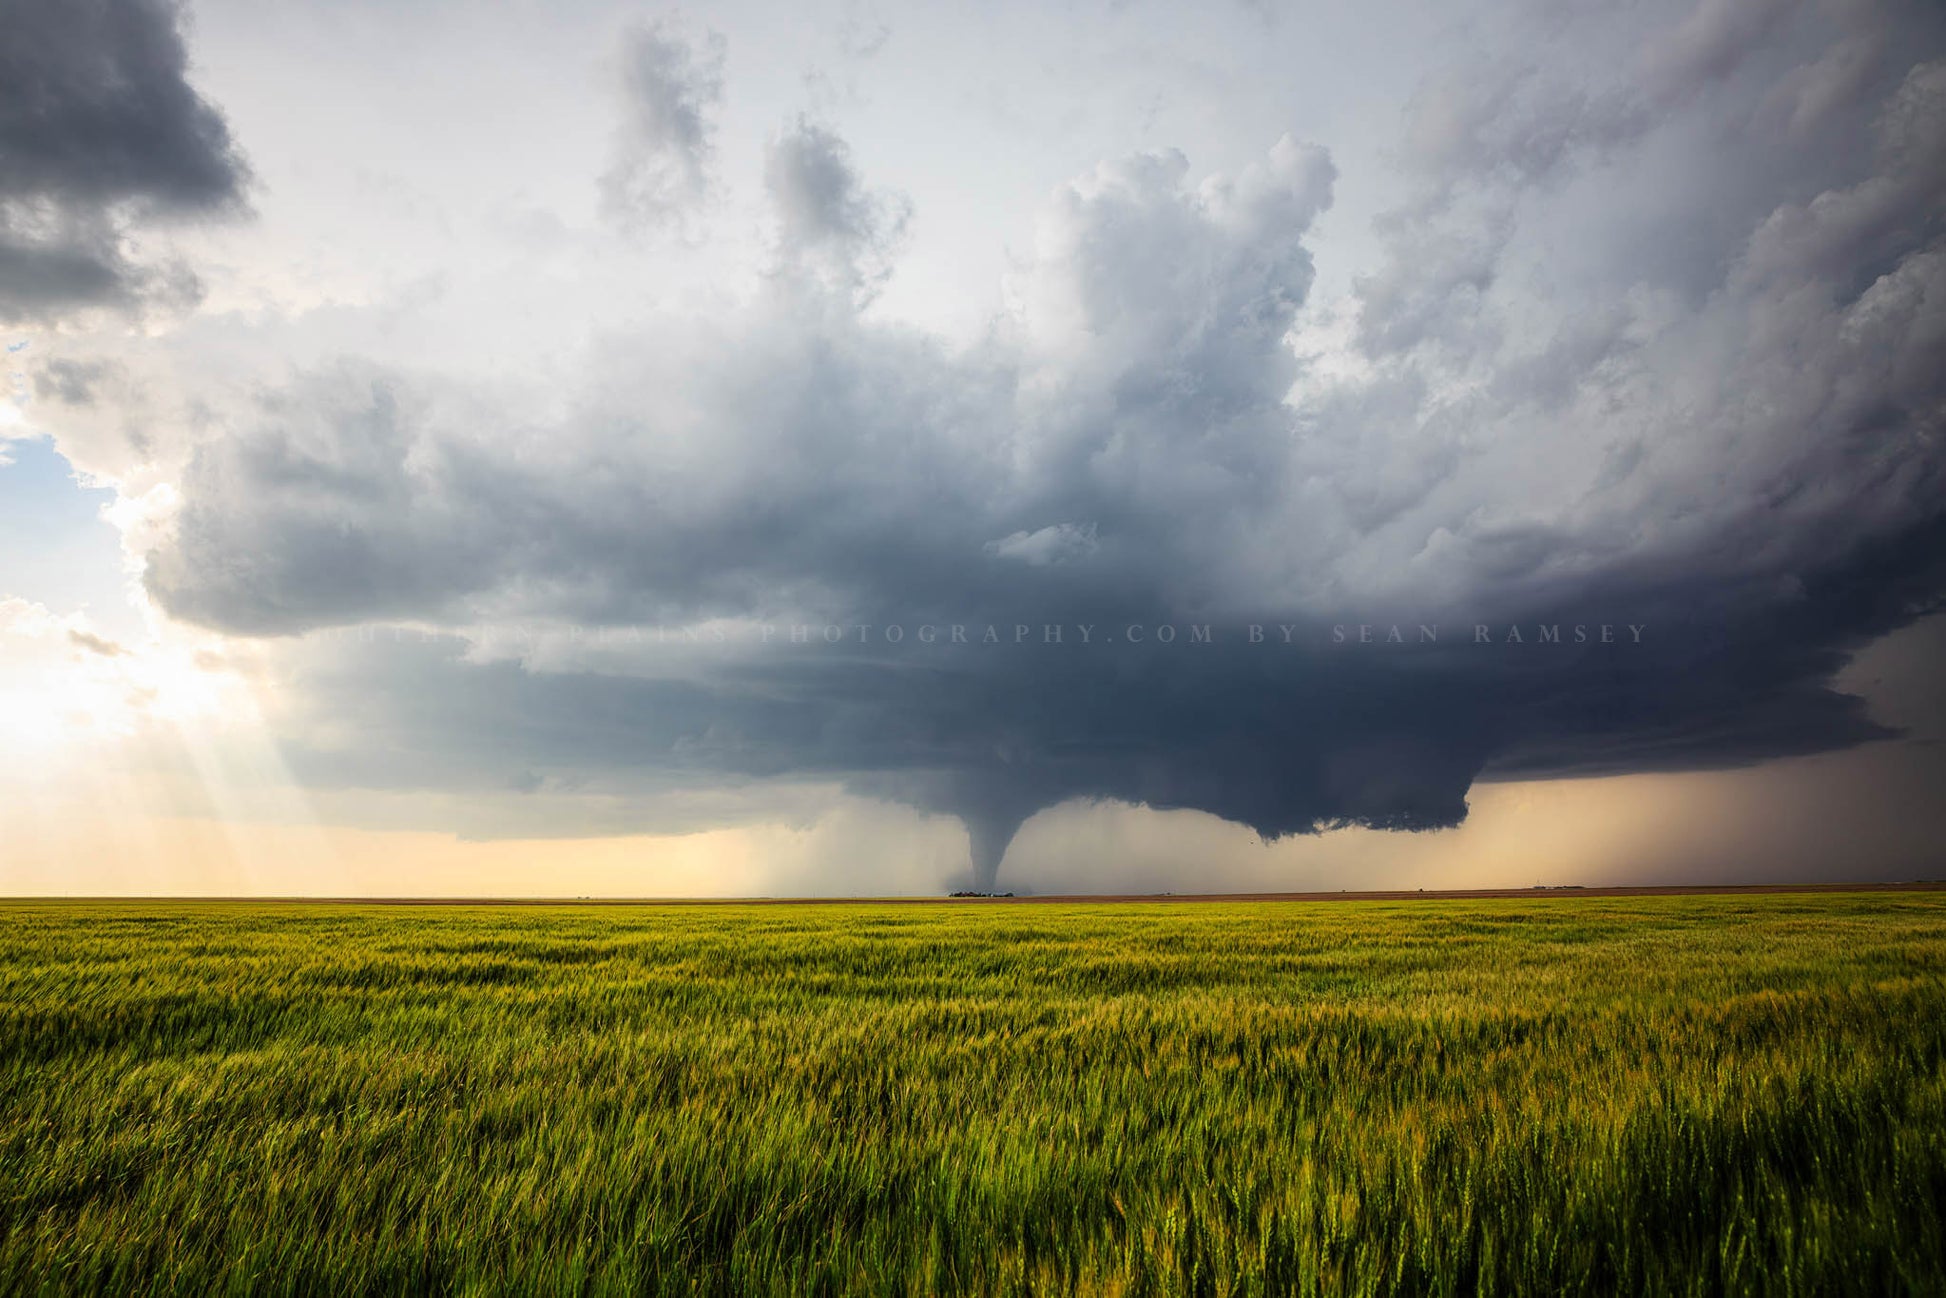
[2,894,1943,1294]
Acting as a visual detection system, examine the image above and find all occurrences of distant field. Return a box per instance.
[3,896,1944,1295]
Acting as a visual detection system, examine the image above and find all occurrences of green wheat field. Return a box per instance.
[3,893,1945,1295]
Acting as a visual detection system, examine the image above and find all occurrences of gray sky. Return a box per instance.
[2,0,1943,895]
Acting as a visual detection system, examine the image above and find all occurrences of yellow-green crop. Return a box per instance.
[3,893,1943,1295]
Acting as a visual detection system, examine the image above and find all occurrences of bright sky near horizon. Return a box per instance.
[3,0,1944,895]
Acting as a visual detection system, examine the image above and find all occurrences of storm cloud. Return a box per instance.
[0,0,248,320]
[764,117,912,303]
[136,0,1946,887]
[600,20,727,233]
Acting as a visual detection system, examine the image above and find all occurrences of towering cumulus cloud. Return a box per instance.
[142,0,1946,887]
[0,0,247,320]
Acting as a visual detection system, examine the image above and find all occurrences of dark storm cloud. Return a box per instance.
[146,0,1946,885]
[600,20,726,232]
[0,0,246,320]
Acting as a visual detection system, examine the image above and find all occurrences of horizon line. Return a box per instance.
[5,881,1944,906]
